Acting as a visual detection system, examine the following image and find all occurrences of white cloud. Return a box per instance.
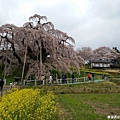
[0,0,120,50]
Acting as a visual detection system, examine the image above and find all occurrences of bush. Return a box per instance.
[0,88,59,120]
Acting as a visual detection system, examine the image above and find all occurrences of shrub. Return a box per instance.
[0,88,59,120]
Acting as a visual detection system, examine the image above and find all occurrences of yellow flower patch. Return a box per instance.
[0,88,57,120]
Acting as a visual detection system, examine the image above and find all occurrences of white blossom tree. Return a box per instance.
[76,47,93,64]
[0,14,83,80]
[93,46,119,60]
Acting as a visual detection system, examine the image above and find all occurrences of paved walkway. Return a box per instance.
[58,79,105,85]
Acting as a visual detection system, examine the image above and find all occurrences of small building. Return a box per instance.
[90,59,111,68]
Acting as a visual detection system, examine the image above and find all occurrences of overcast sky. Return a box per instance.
[0,0,120,50]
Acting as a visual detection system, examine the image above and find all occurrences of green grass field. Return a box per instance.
[57,93,120,120]
[30,81,120,120]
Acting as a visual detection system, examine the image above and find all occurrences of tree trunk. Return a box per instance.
[39,41,42,79]
[3,57,7,80]
[3,42,8,80]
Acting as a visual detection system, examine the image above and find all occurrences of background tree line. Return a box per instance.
[76,46,120,67]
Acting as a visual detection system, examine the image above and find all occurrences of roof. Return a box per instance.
[91,59,111,63]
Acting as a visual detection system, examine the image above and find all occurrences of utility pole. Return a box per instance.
[21,40,28,82]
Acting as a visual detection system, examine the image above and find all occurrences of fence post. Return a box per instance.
[67,78,68,83]
[35,79,37,86]
[84,77,85,82]
[23,80,25,86]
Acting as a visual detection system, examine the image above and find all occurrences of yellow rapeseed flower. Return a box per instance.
[0,88,60,120]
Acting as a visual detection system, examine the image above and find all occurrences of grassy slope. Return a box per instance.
[32,81,120,120]
[36,81,120,94]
